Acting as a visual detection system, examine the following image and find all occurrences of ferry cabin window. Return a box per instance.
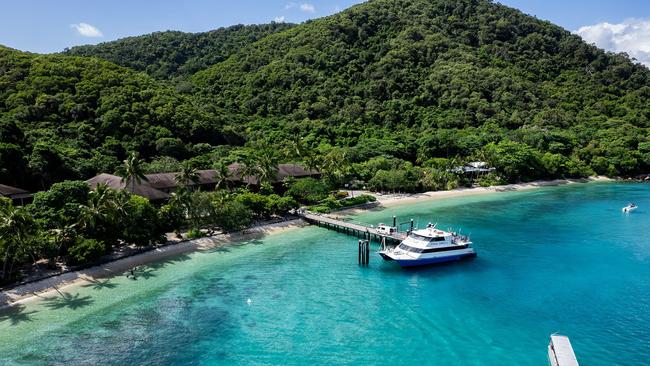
[410,234,428,241]
[410,233,446,242]
[398,244,423,253]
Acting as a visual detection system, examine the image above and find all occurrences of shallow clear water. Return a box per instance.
[1,183,649,365]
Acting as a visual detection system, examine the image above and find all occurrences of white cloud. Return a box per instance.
[70,22,103,38]
[274,16,286,23]
[285,2,315,13]
[575,18,650,67]
[300,3,315,13]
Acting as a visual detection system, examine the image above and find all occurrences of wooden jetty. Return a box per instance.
[299,212,407,245]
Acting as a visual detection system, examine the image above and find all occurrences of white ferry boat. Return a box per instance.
[378,223,476,267]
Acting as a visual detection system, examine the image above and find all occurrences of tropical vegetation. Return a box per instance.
[1,0,650,283]
[2,0,650,195]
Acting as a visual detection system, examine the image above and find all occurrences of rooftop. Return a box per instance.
[0,184,30,198]
[84,163,318,200]
[228,163,319,185]
[85,173,170,201]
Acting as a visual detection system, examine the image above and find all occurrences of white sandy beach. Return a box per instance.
[0,219,308,307]
[347,176,613,212]
[1,176,612,307]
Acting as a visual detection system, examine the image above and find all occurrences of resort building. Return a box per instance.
[226,163,320,186]
[85,173,171,201]
[85,163,320,199]
[0,184,33,205]
[452,161,495,175]
[145,170,223,194]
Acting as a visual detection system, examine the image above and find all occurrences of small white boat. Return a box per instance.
[379,223,475,267]
[622,203,637,213]
[376,223,397,235]
[548,334,579,366]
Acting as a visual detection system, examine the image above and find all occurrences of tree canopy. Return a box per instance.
[1,0,650,192]
[65,23,295,80]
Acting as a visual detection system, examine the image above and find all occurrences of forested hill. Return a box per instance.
[1,0,650,193]
[194,0,650,173]
[0,46,228,189]
[65,23,294,80]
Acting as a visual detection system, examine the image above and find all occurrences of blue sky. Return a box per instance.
[1,0,650,65]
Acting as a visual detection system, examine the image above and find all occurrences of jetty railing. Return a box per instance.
[298,212,406,245]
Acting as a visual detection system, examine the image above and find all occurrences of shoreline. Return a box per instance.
[0,219,308,308]
[376,176,613,208]
[0,176,613,308]
[334,176,613,216]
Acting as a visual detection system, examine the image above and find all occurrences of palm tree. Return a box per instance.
[119,152,148,194]
[213,162,232,191]
[78,184,118,233]
[321,147,350,186]
[240,155,261,188]
[76,184,125,253]
[176,163,200,190]
[0,202,38,281]
[255,149,279,185]
[290,137,319,174]
[288,136,307,161]
[304,153,321,175]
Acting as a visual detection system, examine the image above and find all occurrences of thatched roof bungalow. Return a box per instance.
[0,184,32,205]
[85,173,170,201]
[227,163,319,186]
[145,170,222,193]
[85,163,319,200]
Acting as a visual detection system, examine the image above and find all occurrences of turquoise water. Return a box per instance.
[1,183,649,365]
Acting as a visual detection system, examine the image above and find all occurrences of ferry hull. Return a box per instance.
[395,252,476,268]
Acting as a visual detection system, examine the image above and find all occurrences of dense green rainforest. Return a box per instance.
[1,0,649,281]
[2,0,650,192]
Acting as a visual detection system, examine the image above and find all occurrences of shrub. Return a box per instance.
[186,228,205,239]
[308,194,376,213]
[213,201,252,232]
[235,191,270,217]
[30,181,90,229]
[67,238,105,265]
[266,194,299,216]
[419,168,459,191]
[368,169,418,193]
[477,173,506,187]
[335,191,349,199]
[159,203,185,234]
[286,178,330,204]
[121,195,165,246]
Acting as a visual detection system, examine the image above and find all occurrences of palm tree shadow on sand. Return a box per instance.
[43,290,94,311]
[205,238,266,254]
[208,246,231,253]
[0,304,38,326]
[146,254,192,271]
[81,278,118,291]
[124,265,158,280]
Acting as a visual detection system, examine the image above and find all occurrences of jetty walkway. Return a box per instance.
[299,212,407,245]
